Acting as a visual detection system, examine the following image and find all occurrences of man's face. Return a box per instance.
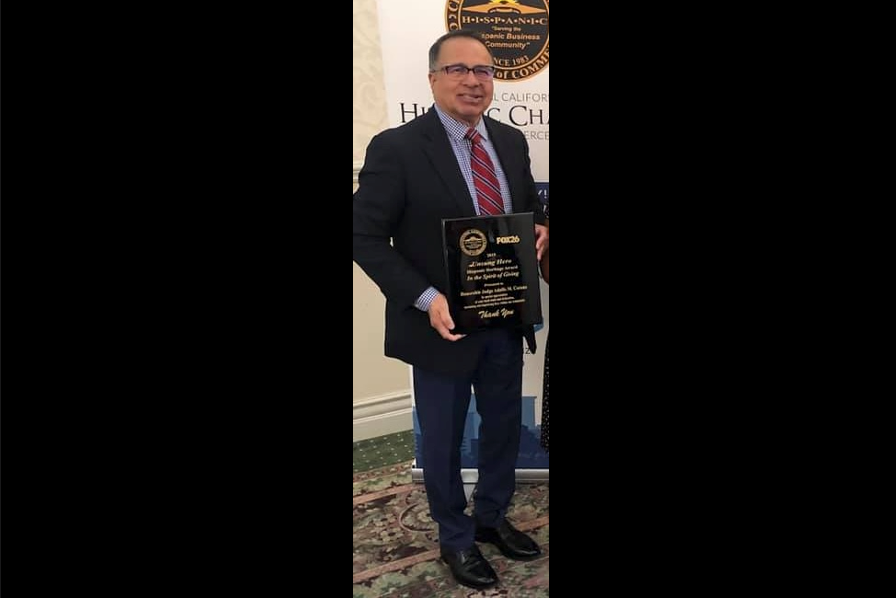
[428,37,494,127]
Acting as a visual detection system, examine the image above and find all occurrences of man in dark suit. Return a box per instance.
[353,29,548,590]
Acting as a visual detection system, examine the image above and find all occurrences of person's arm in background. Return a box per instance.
[540,216,549,284]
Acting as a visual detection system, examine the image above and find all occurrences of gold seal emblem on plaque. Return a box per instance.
[459,229,489,256]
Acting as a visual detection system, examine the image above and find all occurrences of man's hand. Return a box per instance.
[427,293,466,341]
[534,223,549,262]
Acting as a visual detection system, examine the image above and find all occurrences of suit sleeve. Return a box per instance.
[352,132,432,307]
[515,128,546,226]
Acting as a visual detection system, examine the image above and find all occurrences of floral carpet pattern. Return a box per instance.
[353,433,549,597]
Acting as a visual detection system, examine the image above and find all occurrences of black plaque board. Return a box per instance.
[441,212,543,334]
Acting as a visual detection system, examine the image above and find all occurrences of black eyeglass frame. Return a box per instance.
[431,63,496,79]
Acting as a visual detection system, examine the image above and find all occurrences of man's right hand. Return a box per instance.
[427,293,466,341]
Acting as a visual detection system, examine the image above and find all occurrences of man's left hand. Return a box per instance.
[534,224,549,261]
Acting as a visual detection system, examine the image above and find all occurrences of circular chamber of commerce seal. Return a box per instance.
[459,229,489,256]
[445,0,549,82]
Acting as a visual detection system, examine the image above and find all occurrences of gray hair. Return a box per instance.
[428,30,494,71]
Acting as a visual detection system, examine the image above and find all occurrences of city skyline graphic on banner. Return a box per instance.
[413,394,549,470]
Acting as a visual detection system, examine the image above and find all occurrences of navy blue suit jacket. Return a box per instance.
[353,108,544,375]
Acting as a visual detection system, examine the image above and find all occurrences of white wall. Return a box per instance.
[353,0,413,441]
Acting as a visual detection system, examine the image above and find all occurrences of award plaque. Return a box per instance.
[441,212,543,334]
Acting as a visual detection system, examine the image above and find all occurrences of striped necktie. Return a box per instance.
[466,128,504,216]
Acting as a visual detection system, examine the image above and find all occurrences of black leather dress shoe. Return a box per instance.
[440,545,498,589]
[475,519,542,560]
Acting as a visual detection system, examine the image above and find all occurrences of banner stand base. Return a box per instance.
[411,465,548,484]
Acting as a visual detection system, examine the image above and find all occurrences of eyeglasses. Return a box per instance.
[433,64,495,80]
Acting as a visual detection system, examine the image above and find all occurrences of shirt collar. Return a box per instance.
[433,104,489,143]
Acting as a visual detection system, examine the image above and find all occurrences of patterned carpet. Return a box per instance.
[353,431,550,597]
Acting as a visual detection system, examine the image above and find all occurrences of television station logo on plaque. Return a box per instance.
[444,0,549,82]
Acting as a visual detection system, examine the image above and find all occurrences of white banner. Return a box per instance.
[374,0,550,475]
[375,0,549,184]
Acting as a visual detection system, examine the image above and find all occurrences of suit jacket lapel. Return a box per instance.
[420,110,477,217]
[485,118,521,213]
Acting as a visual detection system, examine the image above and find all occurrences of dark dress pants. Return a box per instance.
[413,329,523,551]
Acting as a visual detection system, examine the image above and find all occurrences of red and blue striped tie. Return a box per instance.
[466,128,504,216]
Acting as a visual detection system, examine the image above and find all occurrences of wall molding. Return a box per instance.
[353,160,364,184]
[353,390,413,442]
